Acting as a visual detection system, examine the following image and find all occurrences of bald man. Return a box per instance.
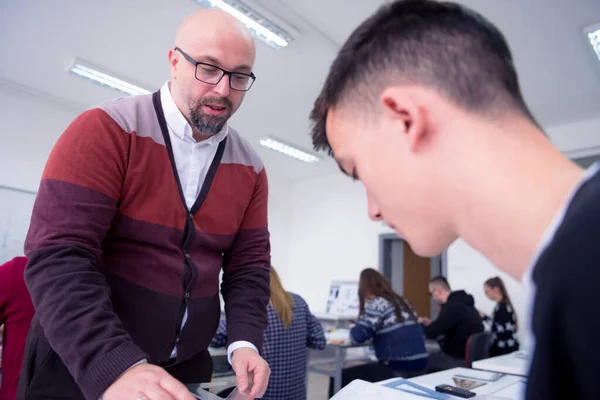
[19,10,270,400]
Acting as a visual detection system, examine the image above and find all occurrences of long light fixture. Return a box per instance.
[196,0,295,49]
[585,23,600,63]
[69,60,151,96]
[259,137,320,164]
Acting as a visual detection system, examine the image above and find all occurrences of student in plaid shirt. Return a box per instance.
[211,266,326,400]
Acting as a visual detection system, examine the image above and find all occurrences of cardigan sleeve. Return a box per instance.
[221,166,271,352]
[24,109,147,400]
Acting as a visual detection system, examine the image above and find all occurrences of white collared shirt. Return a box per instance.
[160,82,228,208]
[160,82,257,362]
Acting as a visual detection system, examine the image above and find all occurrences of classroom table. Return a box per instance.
[379,367,526,399]
[310,337,441,396]
[472,351,529,377]
[313,312,356,329]
[308,340,374,395]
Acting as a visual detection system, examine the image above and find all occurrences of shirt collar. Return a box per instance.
[159,81,229,143]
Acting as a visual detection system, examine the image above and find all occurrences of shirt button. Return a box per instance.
[176,337,180,343]
[185,292,191,299]
[185,253,191,260]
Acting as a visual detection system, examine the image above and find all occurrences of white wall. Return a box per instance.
[0,82,79,191]
[284,174,391,312]
[548,116,600,155]
[267,175,293,269]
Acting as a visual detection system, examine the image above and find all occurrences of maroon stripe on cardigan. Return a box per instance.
[105,213,235,298]
[25,179,118,258]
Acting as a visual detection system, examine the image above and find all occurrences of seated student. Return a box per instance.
[211,266,326,400]
[480,277,520,356]
[0,256,35,400]
[350,268,428,375]
[419,277,483,371]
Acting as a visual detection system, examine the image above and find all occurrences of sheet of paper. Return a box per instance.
[330,379,428,400]
[453,369,503,382]
[490,380,526,398]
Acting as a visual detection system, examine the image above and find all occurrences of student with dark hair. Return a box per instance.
[419,277,483,371]
[481,277,519,356]
[350,268,428,374]
[308,1,600,397]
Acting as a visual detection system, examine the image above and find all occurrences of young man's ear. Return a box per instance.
[380,86,428,153]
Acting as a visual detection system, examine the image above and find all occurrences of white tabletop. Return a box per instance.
[379,367,525,398]
[472,351,529,377]
[208,347,227,357]
[314,312,357,321]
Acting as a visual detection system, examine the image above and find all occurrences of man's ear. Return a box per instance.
[380,86,429,153]
[167,48,178,79]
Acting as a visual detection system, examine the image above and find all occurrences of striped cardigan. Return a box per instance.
[24,91,270,400]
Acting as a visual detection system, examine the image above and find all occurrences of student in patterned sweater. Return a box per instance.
[481,277,520,356]
[350,269,428,374]
[19,9,270,400]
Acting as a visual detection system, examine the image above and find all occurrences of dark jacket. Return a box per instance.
[526,165,600,400]
[423,290,484,359]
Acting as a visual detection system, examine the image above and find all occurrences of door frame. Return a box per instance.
[378,233,448,318]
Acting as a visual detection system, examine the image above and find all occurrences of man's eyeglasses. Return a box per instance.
[174,47,256,92]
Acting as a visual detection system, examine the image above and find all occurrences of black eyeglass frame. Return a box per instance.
[174,46,256,92]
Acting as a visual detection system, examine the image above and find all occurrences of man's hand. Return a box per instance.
[231,347,270,399]
[103,363,194,400]
[418,317,432,326]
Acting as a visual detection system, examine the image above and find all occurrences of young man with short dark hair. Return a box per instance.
[420,277,483,371]
[309,1,600,398]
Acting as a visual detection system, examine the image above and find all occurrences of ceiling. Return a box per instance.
[1,0,599,181]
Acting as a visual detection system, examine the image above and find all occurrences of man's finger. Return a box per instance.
[248,364,269,399]
[159,374,195,400]
[234,360,250,393]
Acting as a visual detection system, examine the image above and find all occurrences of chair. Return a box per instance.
[464,332,492,368]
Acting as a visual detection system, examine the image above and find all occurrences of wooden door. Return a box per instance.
[403,242,432,318]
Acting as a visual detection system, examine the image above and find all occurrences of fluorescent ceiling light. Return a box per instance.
[69,60,151,96]
[259,137,320,163]
[196,0,294,49]
[585,23,600,63]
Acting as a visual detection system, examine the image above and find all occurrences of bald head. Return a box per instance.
[168,9,257,139]
[174,9,256,65]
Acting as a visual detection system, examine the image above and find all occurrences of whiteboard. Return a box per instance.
[0,185,37,265]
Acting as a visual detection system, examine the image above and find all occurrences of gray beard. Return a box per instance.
[188,96,233,136]
[189,108,228,136]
